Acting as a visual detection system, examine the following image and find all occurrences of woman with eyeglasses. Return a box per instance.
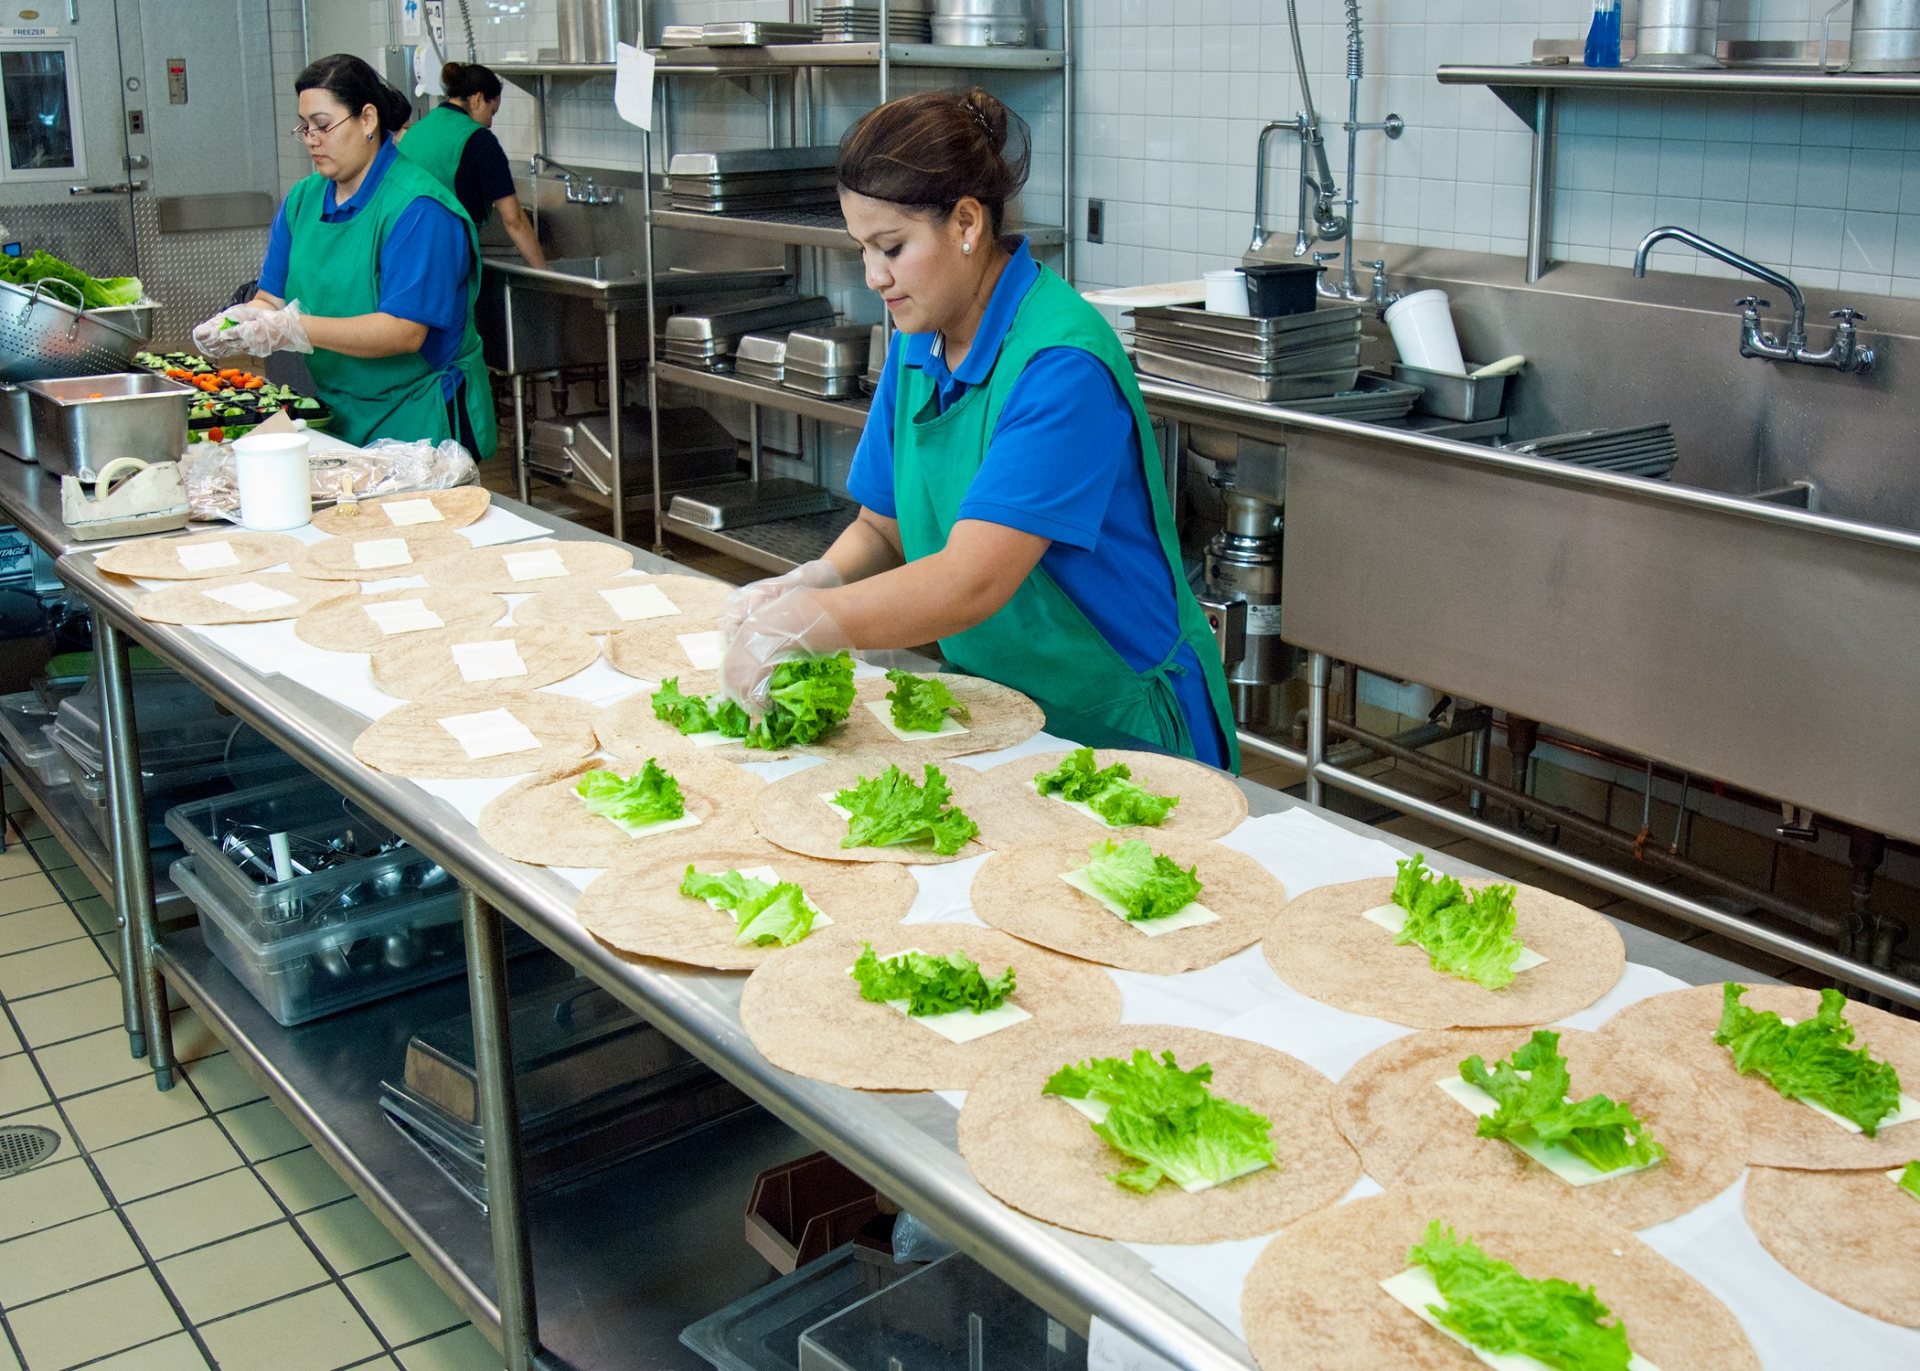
[395,61,545,270]
[190,54,495,459]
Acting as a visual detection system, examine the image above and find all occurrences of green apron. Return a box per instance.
[282,149,496,458]
[395,104,486,222]
[891,265,1240,770]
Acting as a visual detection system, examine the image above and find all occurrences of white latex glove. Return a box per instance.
[192,299,313,357]
[719,586,851,717]
[716,558,843,650]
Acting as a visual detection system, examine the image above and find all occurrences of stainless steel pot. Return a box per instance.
[932,0,1030,45]
[1852,0,1920,72]
[1632,0,1721,69]
[556,0,640,63]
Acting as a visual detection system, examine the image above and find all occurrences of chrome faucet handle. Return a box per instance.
[1312,250,1340,267]
[1735,295,1770,312]
[1831,307,1866,324]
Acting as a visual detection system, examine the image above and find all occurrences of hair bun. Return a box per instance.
[963,89,1009,153]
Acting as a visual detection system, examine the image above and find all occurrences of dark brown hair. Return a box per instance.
[442,61,503,104]
[837,88,1031,235]
[296,54,412,135]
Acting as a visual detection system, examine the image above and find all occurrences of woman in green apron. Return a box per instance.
[719,90,1237,769]
[190,54,496,459]
[396,61,546,269]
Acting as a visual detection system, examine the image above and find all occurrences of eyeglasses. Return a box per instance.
[288,116,347,143]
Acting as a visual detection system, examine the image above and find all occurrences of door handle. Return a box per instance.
[68,182,147,196]
[123,154,149,171]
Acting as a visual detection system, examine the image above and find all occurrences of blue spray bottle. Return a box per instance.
[1584,0,1621,68]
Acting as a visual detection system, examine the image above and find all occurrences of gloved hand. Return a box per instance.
[192,299,313,358]
[720,585,851,718]
[716,558,842,651]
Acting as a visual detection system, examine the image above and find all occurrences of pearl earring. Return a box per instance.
[963,241,973,255]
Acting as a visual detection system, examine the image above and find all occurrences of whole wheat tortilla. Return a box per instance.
[420,538,632,592]
[1599,982,1920,1169]
[831,673,1046,761]
[1334,1026,1746,1230]
[352,688,598,780]
[1263,876,1625,1028]
[750,759,1010,865]
[476,754,764,868]
[575,846,917,970]
[294,586,507,653]
[958,1025,1358,1243]
[970,834,1286,974]
[738,925,1122,1090]
[1746,1166,1920,1325]
[519,572,733,634]
[97,530,302,580]
[973,748,1249,843]
[602,614,726,682]
[370,625,599,699]
[309,485,490,535]
[1239,1184,1760,1371]
[133,572,352,625]
[287,526,473,582]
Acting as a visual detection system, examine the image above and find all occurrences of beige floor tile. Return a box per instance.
[10,977,124,1048]
[84,1332,212,1370]
[158,1221,331,1324]
[0,937,112,999]
[396,1326,499,1371]
[34,1026,147,1099]
[47,865,98,904]
[168,1006,222,1065]
[182,1052,264,1113]
[256,1148,352,1214]
[0,1324,18,1370]
[0,1051,49,1117]
[124,1167,286,1260]
[6,1266,180,1370]
[346,1258,467,1345]
[69,893,115,935]
[219,1098,308,1163]
[0,870,59,915]
[0,903,86,956]
[299,1197,404,1276]
[0,1009,18,1058]
[0,1157,108,1242]
[63,1073,211,1152]
[199,1284,383,1371]
[0,842,39,880]
[93,1116,245,1204]
[0,1209,143,1308]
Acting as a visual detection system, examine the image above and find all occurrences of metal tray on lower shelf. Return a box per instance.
[669,478,841,531]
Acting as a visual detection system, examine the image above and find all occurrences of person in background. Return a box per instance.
[397,61,547,270]
[190,54,496,459]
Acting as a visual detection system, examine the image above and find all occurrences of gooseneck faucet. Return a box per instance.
[1632,226,1876,375]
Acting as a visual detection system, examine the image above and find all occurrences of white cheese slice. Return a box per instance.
[1362,903,1548,974]
[437,707,541,759]
[363,598,444,635]
[890,997,1031,1043]
[671,729,735,748]
[1056,1095,1270,1192]
[690,864,833,927]
[599,583,679,620]
[176,541,239,571]
[504,548,568,582]
[380,498,443,526]
[1380,1266,1659,1371]
[820,793,853,820]
[677,629,724,669]
[1028,777,1121,827]
[201,581,297,612]
[1433,1076,1662,1186]
[862,697,970,741]
[1058,866,1219,937]
[601,808,701,840]
[450,638,528,683]
[1889,1167,1920,1195]
[352,538,412,570]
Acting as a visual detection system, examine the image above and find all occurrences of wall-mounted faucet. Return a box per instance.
[528,153,623,207]
[1632,226,1876,375]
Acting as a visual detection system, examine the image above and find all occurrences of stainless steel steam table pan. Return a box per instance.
[667,148,839,178]
[1133,347,1359,402]
[785,325,871,376]
[662,296,834,347]
[1132,336,1360,378]
[1130,311,1362,356]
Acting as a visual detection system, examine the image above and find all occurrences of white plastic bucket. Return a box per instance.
[1383,288,1466,375]
[232,431,312,531]
[1202,269,1250,316]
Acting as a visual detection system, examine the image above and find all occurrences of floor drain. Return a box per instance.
[0,1123,61,1178]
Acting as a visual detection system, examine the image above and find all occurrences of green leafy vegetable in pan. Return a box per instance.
[1081,838,1202,921]
[1390,853,1524,991]
[1044,1048,1276,1194]
[835,763,979,855]
[1459,1030,1665,1173]
[851,943,1015,1016]
[1713,983,1904,1135]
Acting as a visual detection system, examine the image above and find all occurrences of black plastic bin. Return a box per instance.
[1241,261,1322,317]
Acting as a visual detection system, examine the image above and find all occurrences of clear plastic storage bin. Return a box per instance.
[0,690,71,786]
[51,672,268,776]
[173,855,472,1027]
[165,777,453,944]
[62,735,304,853]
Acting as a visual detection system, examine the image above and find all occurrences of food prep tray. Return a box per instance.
[1132,301,1362,338]
[0,688,72,785]
[663,296,835,350]
[736,362,786,385]
[668,478,840,530]
[63,732,305,854]
[25,372,192,477]
[1132,346,1360,402]
[1280,371,1426,421]
[781,373,862,399]
[670,189,844,215]
[785,325,871,376]
[1391,361,1513,422]
[0,383,35,461]
[668,148,839,179]
[1132,335,1361,378]
[1130,306,1363,355]
[677,21,822,46]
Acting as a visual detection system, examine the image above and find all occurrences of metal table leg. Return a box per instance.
[1304,651,1330,809]
[606,310,624,546]
[461,889,537,1369]
[97,615,174,1087]
[512,372,531,505]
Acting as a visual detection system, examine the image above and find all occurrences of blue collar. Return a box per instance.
[901,236,1038,388]
[321,136,397,220]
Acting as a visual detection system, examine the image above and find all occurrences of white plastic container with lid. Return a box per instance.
[1202,269,1250,316]
[1383,289,1467,376]
[232,430,312,531]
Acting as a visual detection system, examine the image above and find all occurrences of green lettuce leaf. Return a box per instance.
[1391,853,1524,990]
[0,249,143,309]
[652,676,729,735]
[884,669,970,732]
[1087,781,1179,827]
[1407,1221,1633,1371]
[1033,747,1178,827]
[574,760,684,827]
[1460,1031,1665,1173]
[679,865,817,947]
[851,942,1014,1015]
[1713,983,1904,1135]
[1898,1161,1920,1201]
[748,653,856,749]
[1044,1049,1277,1194]
[835,764,979,855]
[1083,838,1202,921]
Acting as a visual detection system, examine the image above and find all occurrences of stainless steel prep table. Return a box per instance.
[51,496,1762,1371]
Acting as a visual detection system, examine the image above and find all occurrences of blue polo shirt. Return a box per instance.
[258,137,472,398]
[848,239,1228,768]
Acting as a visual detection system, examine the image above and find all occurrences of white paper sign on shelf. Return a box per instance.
[614,42,655,130]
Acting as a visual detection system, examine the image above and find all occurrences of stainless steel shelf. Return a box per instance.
[656,42,1064,73]
[156,927,809,1371]
[493,62,615,89]
[1439,62,1920,112]
[654,205,1066,251]
[654,362,872,429]
[664,500,859,575]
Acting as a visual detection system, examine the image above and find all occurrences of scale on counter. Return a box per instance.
[669,477,840,531]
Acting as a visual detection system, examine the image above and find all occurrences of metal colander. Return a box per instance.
[0,277,155,383]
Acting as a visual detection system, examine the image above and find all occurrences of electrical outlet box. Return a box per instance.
[1086,198,1104,244]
